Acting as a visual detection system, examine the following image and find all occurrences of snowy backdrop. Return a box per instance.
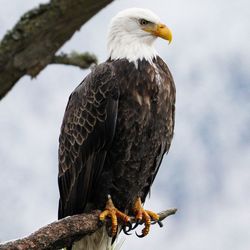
[0,0,250,249]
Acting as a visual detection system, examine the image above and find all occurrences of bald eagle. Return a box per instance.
[58,8,175,250]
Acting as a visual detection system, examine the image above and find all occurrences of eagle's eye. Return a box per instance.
[139,19,150,25]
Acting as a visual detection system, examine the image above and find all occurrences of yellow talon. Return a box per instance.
[99,210,110,221]
[145,209,160,221]
[99,195,130,237]
[133,197,159,237]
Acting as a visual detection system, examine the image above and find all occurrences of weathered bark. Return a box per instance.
[0,210,101,250]
[51,52,97,69]
[0,0,114,100]
[0,208,177,250]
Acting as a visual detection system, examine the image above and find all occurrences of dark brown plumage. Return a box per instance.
[58,56,175,219]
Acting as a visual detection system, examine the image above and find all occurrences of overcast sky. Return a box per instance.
[0,0,250,249]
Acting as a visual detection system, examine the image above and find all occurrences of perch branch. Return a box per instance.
[0,208,177,250]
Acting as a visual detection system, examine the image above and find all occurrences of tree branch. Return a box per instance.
[0,0,114,100]
[0,208,177,250]
[51,52,97,69]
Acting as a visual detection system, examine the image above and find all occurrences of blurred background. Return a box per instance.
[0,0,250,249]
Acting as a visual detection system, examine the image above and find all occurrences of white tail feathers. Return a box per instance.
[72,227,124,250]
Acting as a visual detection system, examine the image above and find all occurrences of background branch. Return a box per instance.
[0,0,114,100]
[0,208,177,250]
[51,52,97,69]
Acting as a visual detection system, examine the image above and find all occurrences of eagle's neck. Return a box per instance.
[107,29,158,65]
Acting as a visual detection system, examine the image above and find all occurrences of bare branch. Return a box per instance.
[0,0,114,100]
[0,210,101,250]
[158,208,178,222]
[51,52,97,69]
[0,208,177,250]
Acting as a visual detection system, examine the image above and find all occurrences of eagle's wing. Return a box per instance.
[142,58,176,201]
[58,63,119,219]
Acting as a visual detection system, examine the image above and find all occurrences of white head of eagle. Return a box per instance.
[107,8,172,63]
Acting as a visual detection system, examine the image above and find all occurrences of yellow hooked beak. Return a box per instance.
[144,23,173,44]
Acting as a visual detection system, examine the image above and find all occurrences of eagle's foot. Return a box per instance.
[133,197,160,237]
[99,195,131,237]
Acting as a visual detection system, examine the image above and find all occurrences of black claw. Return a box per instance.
[131,220,140,230]
[135,231,146,238]
[122,222,133,235]
[111,234,117,244]
[157,221,164,228]
[151,220,163,227]
[126,221,133,231]
[123,228,132,235]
